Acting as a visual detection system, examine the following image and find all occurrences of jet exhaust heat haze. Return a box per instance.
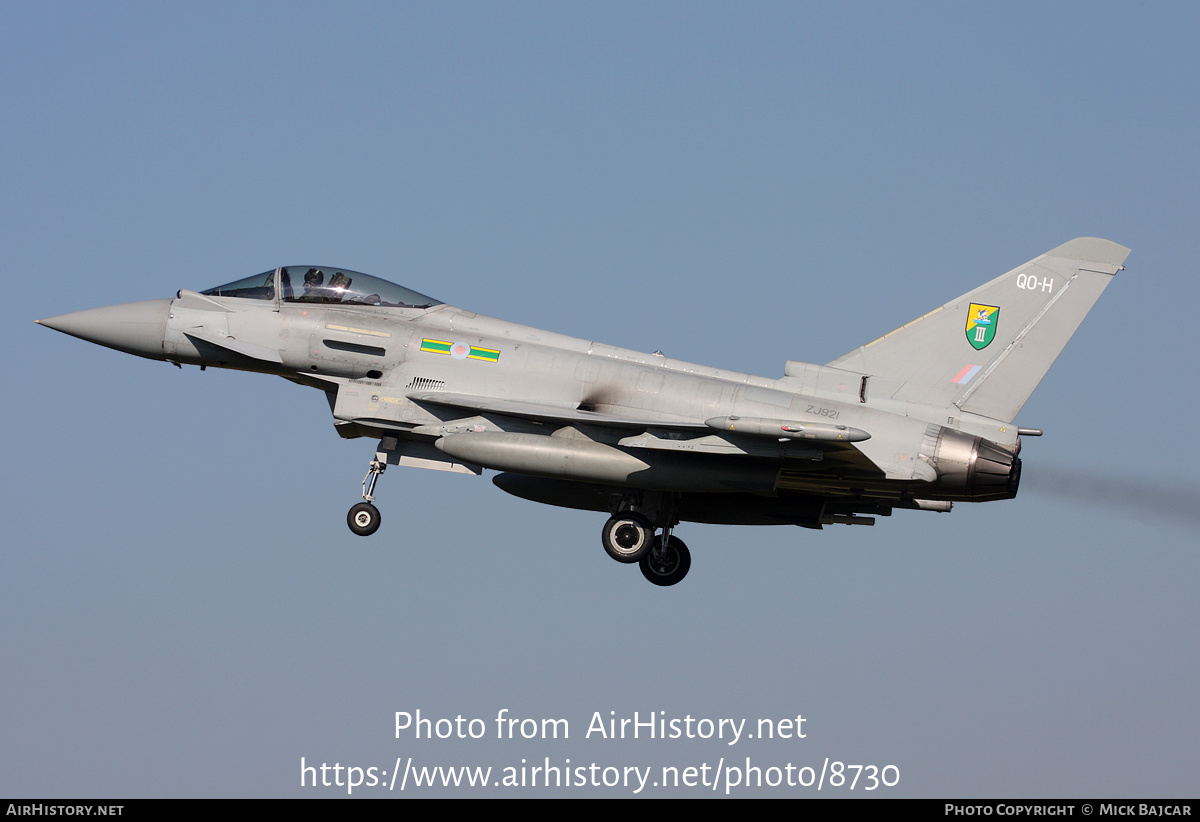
[38,239,1130,586]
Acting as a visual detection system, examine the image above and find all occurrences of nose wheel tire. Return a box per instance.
[601,511,654,563]
[348,502,381,536]
[640,535,691,586]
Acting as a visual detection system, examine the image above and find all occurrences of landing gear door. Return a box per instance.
[383,439,482,476]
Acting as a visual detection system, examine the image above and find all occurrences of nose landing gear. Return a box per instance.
[348,501,381,536]
[347,450,387,537]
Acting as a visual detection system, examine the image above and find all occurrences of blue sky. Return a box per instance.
[4,2,1197,797]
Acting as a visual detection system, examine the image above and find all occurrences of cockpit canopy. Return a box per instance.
[201,267,442,309]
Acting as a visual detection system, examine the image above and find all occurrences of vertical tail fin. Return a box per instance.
[828,238,1130,423]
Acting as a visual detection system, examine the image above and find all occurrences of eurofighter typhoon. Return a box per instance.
[38,238,1129,586]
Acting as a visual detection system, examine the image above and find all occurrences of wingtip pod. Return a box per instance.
[1045,237,1131,268]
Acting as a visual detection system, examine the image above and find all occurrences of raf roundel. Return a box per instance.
[450,341,471,360]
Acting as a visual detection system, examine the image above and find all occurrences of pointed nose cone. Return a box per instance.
[37,298,172,360]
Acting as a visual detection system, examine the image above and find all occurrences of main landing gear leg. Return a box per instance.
[348,450,386,536]
[640,525,691,587]
[601,493,693,585]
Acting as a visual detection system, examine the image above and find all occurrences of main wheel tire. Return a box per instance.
[640,535,691,586]
[348,502,381,536]
[601,511,654,563]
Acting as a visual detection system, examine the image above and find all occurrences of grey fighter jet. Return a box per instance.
[37,238,1129,586]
